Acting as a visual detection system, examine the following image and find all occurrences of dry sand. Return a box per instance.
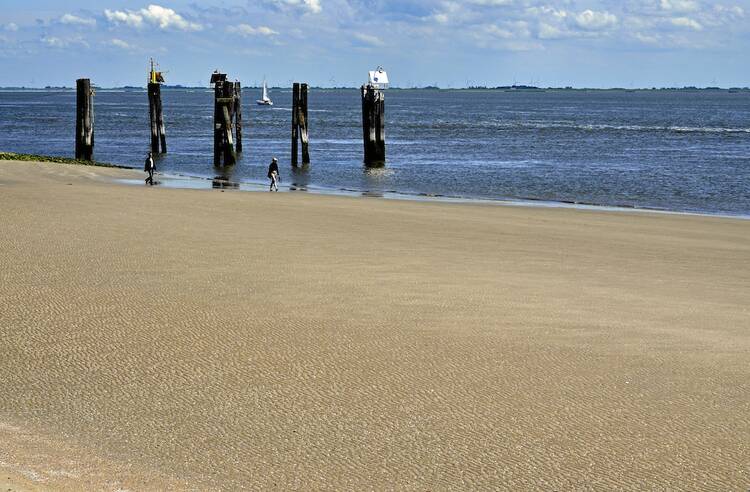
[1,160,748,490]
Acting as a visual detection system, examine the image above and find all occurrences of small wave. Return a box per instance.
[419,120,750,134]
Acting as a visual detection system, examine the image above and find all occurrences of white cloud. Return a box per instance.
[110,38,133,49]
[465,0,513,5]
[271,0,322,14]
[538,22,568,39]
[227,24,279,36]
[659,0,700,13]
[670,16,703,30]
[484,21,530,39]
[713,5,745,19]
[60,14,96,27]
[104,9,144,28]
[40,35,88,49]
[105,5,202,31]
[572,10,618,31]
[41,36,66,48]
[4,23,19,32]
[352,32,384,47]
[634,32,661,44]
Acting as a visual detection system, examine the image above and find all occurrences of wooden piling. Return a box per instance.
[213,80,223,166]
[213,76,237,166]
[222,81,236,165]
[361,84,385,166]
[147,82,167,153]
[291,82,310,166]
[147,59,167,153]
[157,87,167,153]
[75,78,94,161]
[291,83,299,167]
[234,81,242,153]
[300,83,310,165]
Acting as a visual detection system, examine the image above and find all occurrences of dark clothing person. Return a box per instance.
[267,158,280,192]
[144,154,155,185]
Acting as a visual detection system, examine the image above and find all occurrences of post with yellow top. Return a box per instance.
[147,59,167,154]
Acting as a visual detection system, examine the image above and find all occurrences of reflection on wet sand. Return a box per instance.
[212,178,240,190]
[289,165,311,192]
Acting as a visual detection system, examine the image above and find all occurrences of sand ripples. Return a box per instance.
[1,162,749,489]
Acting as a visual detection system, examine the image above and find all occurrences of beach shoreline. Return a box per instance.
[1,159,748,489]
[4,152,748,220]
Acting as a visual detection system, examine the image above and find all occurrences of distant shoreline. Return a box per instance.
[2,86,749,93]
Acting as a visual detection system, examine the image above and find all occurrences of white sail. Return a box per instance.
[257,79,273,105]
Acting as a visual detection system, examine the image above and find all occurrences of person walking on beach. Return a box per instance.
[144,151,155,185]
[267,157,280,192]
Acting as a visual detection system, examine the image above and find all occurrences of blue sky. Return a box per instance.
[1,0,749,87]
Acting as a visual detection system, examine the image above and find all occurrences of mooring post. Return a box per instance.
[147,60,167,154]
[300,83,310,165]
[291,83,300,167]
[75,78,94,161]
[291,82,310,166]
[221,81,237,165]
[147,83,160,153]
[361,84,385,166]
[213,79,223,166]
[234,81,242,153]
[157,86,167,153]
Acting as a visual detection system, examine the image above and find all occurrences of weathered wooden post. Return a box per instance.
[300,83,310,164]
[291,82,310,166]
[157,87,167,153]
[147,83,167,153]
[222,80,236,165]
[147,59,167,153]
[75,78,94,161]
[212,73,224,166]
[234,81,242,153]
[361,84,385,166]
[211,71,236,166]
[291,83,299,166]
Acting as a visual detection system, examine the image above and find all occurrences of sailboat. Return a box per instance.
[256,80,273,106]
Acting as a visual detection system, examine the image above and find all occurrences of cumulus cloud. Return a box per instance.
[4,23,19,32]
[269,0,322,14]
[572,10,618,31]
[670,16,703,30]
[105,5,202,31]
[60,13,96,27]
[227,24,279,36]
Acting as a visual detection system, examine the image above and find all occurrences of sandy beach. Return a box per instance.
[1,159,748,490]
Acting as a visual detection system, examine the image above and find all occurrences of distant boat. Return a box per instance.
[256,80,273,106]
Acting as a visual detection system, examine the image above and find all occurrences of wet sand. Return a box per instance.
[1,160,749,490]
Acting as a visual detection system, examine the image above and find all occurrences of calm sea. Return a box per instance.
[1,88,748,216]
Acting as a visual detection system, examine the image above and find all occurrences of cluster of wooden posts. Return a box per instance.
[210,72,241,166]
[74,76,387,169]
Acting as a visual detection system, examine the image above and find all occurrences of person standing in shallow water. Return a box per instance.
[267,157,280,192]
[144,151,155,185]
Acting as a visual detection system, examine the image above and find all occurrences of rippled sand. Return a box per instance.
[1,160,749,490]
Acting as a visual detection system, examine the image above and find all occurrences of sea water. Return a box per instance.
[0,88,748,216]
